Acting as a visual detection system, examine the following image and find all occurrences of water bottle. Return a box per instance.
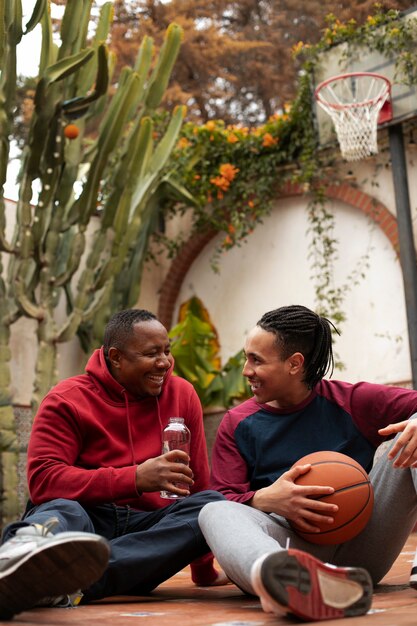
[160,417,191,500]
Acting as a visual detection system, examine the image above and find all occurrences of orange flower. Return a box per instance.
[210,163,239,195]
[227,124,249,136]
[292,41,304,55]
[205,121,216,131]
[262,132,278,148]
[222,235,233,248]
[219,163,239,182]
[227,224,236,234]
[248,200,255,208]
[210,176,230,191]
[177,137,191,149]
[194,174,201,180]
[227,133,239,143]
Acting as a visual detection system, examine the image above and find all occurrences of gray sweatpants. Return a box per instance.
[199,434,417,594]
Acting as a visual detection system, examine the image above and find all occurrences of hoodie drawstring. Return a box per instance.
[155,396,164,446]
[122,390,164,465]
[122,389,136,466]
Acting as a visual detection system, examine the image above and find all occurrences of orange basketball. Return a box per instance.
[289,451,374,545]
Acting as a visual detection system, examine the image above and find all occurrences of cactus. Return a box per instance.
[0,1,188,523]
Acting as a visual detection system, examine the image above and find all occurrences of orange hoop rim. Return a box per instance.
[314,71,391,110]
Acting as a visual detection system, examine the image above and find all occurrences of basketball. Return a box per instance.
[289,451,374,545]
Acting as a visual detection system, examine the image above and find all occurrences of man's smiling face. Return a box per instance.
[108,320,173,398]
[243,322,313,409]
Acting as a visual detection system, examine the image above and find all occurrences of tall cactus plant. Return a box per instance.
[0,0,191,524]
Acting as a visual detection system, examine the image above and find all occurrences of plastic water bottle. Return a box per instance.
[160,417,191,500]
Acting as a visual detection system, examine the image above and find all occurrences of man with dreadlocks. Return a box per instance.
[199,304,417,622]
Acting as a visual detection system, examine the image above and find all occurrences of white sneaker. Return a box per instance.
[251,549,373,621]
[0,517,110,619]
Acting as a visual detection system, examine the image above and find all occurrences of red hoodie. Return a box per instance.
[27,347,211,509]
[27,347,219,585]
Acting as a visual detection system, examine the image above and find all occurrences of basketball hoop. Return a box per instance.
[314,72,392,162]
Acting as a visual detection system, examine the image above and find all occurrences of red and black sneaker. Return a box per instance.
[251,548,373,621]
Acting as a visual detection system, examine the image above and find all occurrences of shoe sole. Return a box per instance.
[410,567,417,589]
[0,535,110,620]
[252,549,373,621]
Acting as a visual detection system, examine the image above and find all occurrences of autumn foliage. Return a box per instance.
[110,0,413,124]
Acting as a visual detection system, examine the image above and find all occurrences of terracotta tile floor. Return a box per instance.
[10,533,417,625]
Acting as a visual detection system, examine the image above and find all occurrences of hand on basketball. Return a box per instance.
[379,418,417,468]
[251,463,338,533]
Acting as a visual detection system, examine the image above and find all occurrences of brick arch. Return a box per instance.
[158,182,399,328]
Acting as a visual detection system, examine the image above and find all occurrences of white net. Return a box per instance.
[315,73,391,162]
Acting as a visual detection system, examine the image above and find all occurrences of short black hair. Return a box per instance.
[257,305,339,389]
[103,309,158,357]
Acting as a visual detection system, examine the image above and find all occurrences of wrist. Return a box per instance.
[250,487,273,512]
[135,465,143,495]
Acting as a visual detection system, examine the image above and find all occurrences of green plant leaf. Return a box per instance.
[23,0,47,34]
[44,48,95,83]
[169,298,250,408]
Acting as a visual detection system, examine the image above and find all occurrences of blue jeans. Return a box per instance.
[2,490,225,601]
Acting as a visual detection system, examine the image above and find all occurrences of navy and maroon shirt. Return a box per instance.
[210,379,417,503]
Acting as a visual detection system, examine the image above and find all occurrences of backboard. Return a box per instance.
[314,6,417,148]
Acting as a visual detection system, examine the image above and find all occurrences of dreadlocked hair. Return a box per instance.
[257,305,340,389]
[103,309,158,358]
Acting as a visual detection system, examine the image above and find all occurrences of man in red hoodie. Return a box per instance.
[0,309,225,619]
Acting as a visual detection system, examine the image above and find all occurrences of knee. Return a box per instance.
[190,490,226,506]
[50,498,82,509]
[198,499,236,529]
[202,489,226,502]
[28,498,85,514]
[24,499,93,532]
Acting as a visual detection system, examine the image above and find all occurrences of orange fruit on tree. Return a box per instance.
[64,124,79,139]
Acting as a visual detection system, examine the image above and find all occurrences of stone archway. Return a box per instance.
[158,182,399,329]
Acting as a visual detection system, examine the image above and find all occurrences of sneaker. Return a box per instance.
[410,552,417,589]
[251,549,373,621]
[36,590,84,608]
[0,517,110,620]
